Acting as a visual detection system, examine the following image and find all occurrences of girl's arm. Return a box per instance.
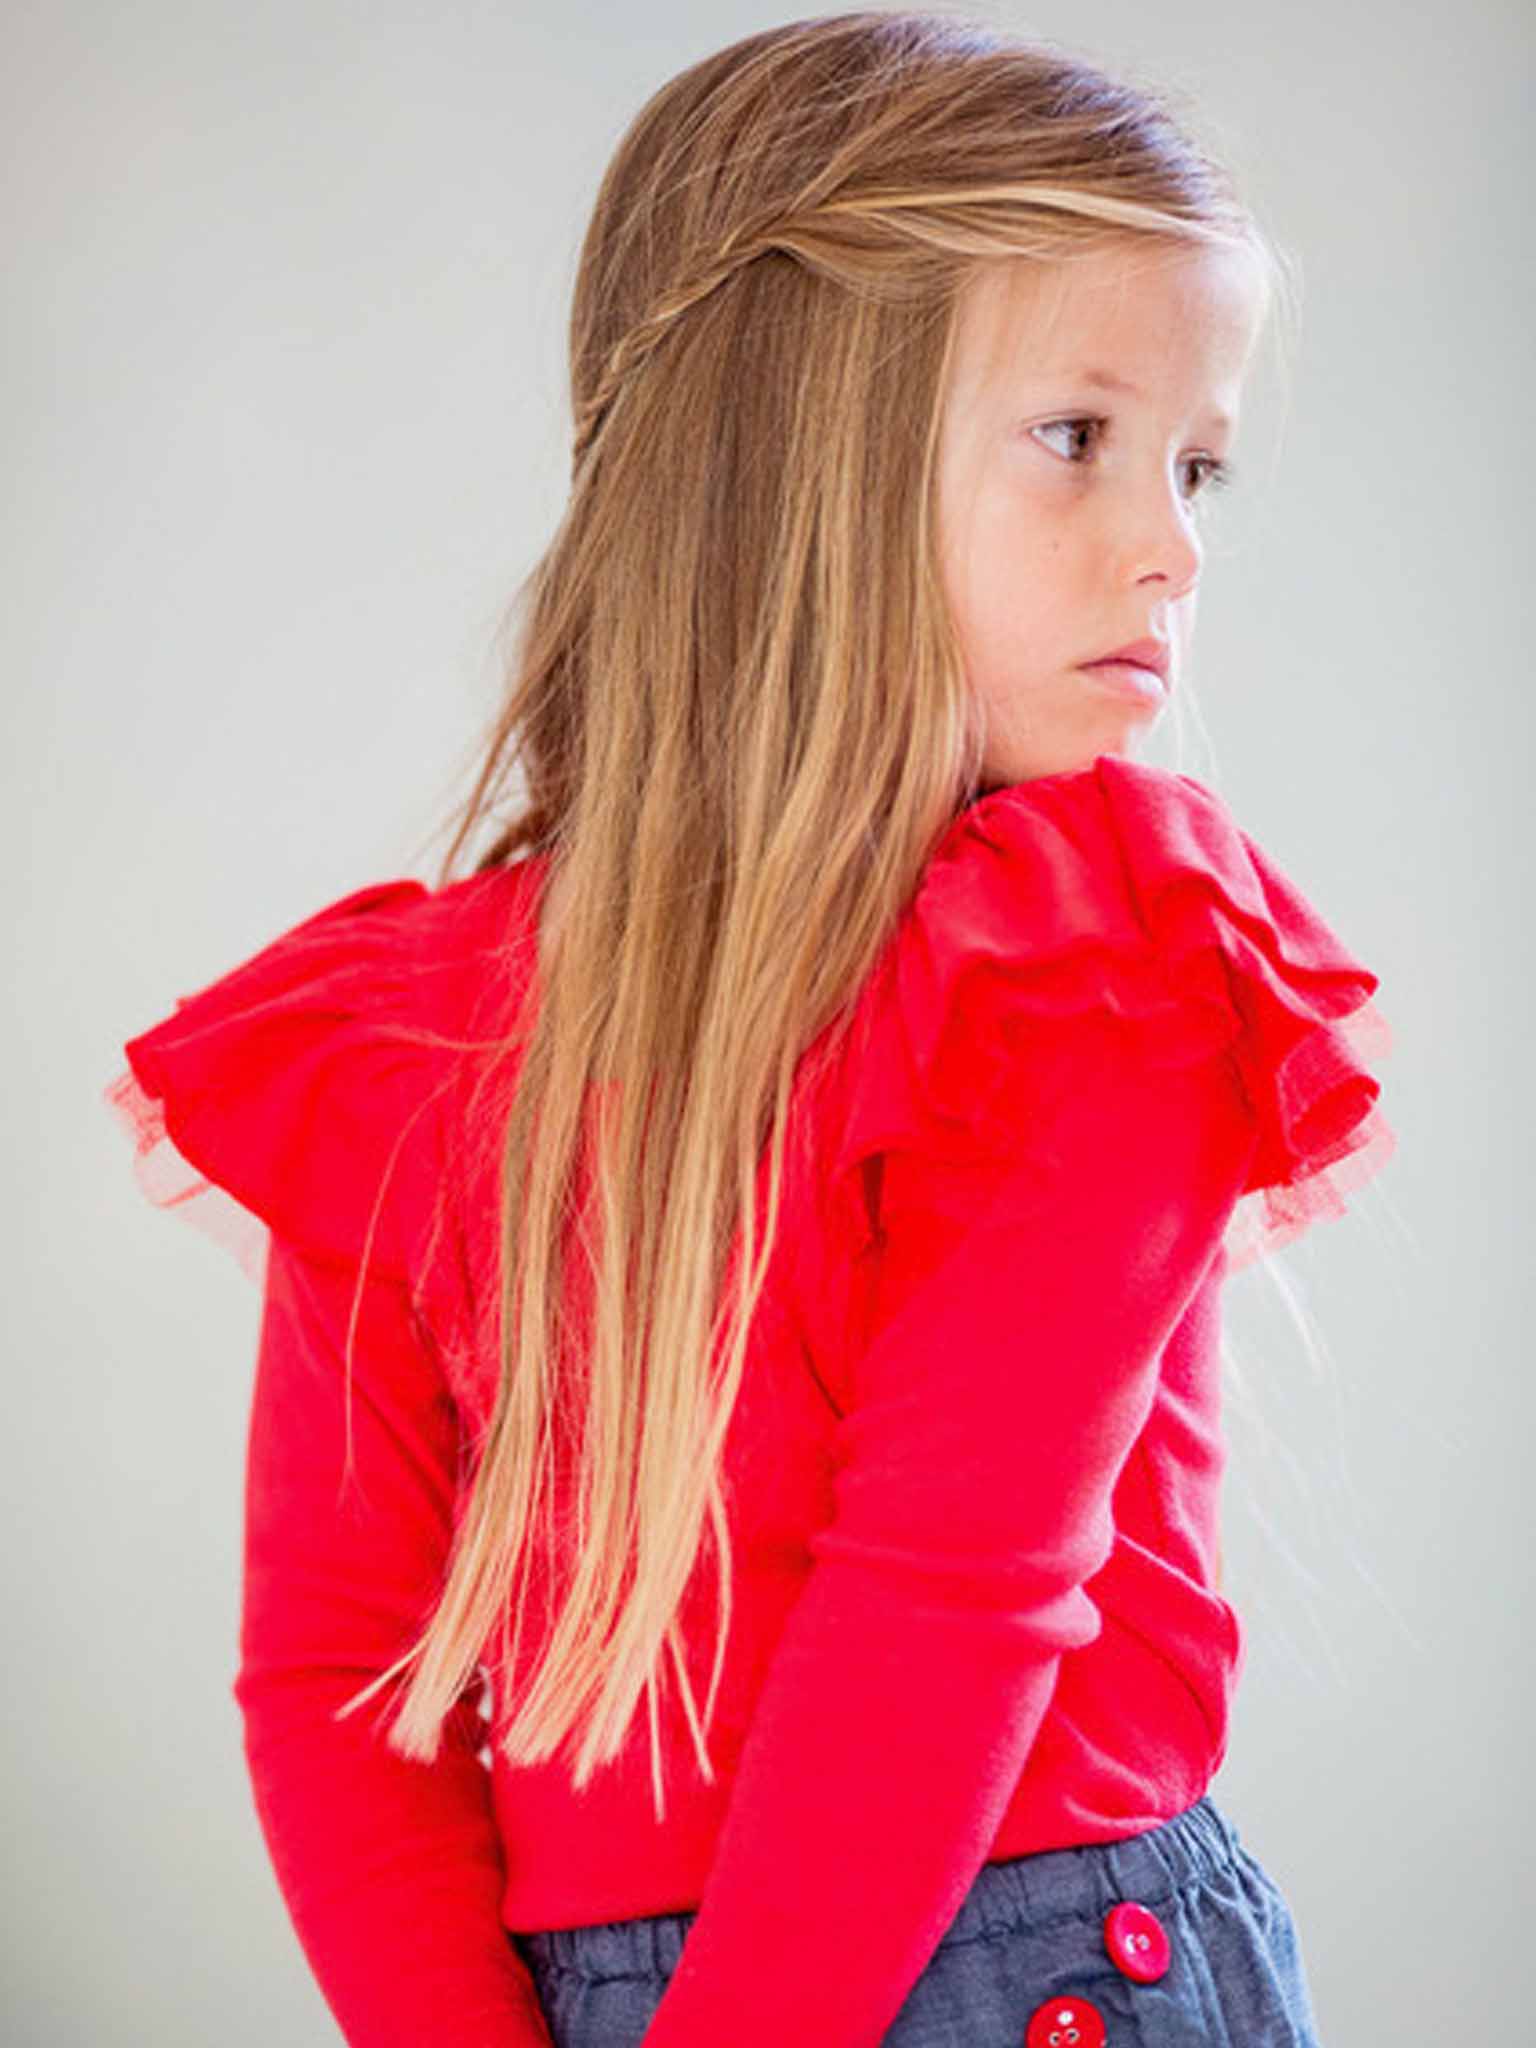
[639,1023,1260,2048]
[236,1236,552,2047]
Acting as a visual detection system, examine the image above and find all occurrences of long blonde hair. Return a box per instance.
[335,9,1286,1820]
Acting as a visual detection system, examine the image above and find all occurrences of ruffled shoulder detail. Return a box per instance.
[101,872,530,1288]
[828,754,1396,1276]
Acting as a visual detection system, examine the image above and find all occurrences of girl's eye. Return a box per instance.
[1029,415,1235,500]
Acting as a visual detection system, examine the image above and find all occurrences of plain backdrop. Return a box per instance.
[7,0,1528,2040]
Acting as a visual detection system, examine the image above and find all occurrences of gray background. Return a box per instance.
[8,0,1527,2039]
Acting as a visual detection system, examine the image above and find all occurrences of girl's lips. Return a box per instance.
[1085,636,1171,680]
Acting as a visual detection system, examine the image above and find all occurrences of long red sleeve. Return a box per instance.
[639,1023,1262,2048]
[235,1234,551,2046]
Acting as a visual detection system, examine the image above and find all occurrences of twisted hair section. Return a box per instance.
[572,181,1248,466]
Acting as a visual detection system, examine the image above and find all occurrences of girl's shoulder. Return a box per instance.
[103,859,547,1287]
[823,753,1396,1275]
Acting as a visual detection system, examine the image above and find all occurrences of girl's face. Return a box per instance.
[935,239,1268,790]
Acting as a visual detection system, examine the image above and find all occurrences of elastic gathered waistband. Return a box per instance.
[513,1793,1252,1983]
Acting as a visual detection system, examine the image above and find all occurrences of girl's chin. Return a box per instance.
[979,735,1140,790]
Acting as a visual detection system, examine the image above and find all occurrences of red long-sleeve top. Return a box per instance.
[105,755,1395,2047]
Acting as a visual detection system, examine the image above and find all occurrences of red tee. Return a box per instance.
[105,756,1394,2046]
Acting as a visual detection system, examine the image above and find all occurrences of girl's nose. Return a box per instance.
[1121,490,1203,603]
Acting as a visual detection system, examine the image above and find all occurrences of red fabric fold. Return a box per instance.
[824,756,1395,1278]
[104,879,479,1288]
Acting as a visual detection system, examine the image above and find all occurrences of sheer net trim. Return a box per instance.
[103,1062,272,1286]
[1220,993,1395,1274]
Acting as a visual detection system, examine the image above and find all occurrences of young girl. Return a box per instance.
[105,12,1395,2046]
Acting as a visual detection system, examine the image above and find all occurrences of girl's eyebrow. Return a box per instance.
[1074,365,1233,434]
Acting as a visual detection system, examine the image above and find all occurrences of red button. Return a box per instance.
[1103,1899,1171,1982]
[1024,1994,1107,2047]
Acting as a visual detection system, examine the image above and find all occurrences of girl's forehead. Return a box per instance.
[952,241,1268,399]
